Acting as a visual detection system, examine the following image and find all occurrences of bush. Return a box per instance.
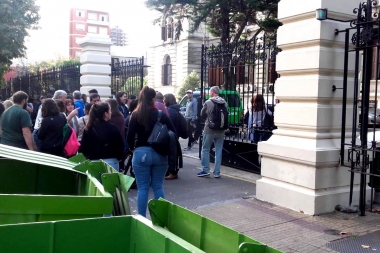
[177,70,201,101]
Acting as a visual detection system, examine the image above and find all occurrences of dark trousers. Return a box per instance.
[187,119,195,147]
[194,119,203,140]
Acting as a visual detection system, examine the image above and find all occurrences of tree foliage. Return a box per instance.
[121,77,148,96]
[26,58,81,74]
[145,0,281,45]
[0,0,40,85]
[177,70,200,100]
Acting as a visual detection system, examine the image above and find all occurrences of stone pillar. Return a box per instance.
[256,0,367,215]
[78,36,112,101]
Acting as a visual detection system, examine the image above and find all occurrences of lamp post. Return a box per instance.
[315,8,354,23]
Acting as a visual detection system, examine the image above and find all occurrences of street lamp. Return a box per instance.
[316,8,356,35]
[316,8,328,21]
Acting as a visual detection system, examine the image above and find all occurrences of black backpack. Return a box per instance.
[209,101,229,130]
[147,110,171,156]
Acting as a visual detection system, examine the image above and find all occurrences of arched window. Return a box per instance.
[162,55,172,86]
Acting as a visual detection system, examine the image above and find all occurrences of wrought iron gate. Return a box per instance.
[200,33,279,174]
[339,0,380,216]
[110,57,146,97]
[0,64,81,99]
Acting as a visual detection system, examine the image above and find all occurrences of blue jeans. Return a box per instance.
[201,132,225,176]
[32,129,41,151]
[132,146,168,217]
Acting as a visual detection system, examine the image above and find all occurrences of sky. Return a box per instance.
[21,0,161,64]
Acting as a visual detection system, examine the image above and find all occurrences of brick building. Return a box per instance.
[69,8,110,58]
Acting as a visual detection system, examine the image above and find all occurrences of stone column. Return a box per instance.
[256,0,367,215]
[78,36,112,101]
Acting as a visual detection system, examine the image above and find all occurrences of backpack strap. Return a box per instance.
[157,110,163,122]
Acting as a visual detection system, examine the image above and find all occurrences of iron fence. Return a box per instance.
[0,64,80,99]
[200,33,279,174]
[111,57,145,97]
[339,0,380,216]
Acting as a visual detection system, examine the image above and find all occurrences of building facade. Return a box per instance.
[110,26,127,47]
[148,19,212,95]
[69,8,110,58]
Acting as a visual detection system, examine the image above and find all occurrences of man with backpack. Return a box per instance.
[198,86,228,178]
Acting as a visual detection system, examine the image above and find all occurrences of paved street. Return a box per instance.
[128,156,256,212]
[128,138,380,253]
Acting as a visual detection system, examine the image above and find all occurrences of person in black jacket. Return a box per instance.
[37,99,67,156]
[127,86,176,217]
[81,102,124,171]
[163,93,183,180]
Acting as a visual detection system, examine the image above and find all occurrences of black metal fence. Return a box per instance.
[200,33,279,174]
[339,0,380,215]
[111,57,145,96]
[0,64,81,99]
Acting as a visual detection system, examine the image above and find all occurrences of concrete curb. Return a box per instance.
[182,153,261,183]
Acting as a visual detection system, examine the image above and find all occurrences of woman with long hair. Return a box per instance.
[81,102,124,171]
[116,91,129,118]
[37,99,67,156]
[106,98,125,141]
[127,86,176,217]
[65,99,79,136]
[247,94,272,143]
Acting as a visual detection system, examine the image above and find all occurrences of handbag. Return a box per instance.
[147,110,170,156]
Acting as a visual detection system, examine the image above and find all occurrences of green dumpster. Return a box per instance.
[0,199,282,253]
[0,144,134,224]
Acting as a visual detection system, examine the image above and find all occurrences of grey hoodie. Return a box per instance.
[201,96,227,134]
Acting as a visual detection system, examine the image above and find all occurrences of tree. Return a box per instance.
[121,77,148,96]
[0,0,40,86]
[145,0,281,46]
[27,57,80,74]
[177,70,200,100]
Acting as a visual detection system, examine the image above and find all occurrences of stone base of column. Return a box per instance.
[256,177,371,215]
[257,136,371,215]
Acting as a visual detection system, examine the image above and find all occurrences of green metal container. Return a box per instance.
[0,144,133,224]
[0,199,282,253]
[149,199,282,253]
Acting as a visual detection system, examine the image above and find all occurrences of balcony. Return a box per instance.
[87,19,109,26]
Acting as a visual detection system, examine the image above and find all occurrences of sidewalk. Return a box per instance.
[180,138,380,253]
[179,138,261,182]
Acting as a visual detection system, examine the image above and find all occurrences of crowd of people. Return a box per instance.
[0,85,272,217]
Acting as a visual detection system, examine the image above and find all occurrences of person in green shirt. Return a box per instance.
[0,91,36,150]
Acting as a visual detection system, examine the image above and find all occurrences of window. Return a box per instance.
[208,65,223,86]
[162,56,172,86]
[75,23,85,31]
[161,26,167,41]
[88,26,97,33]
[76,11,83,17]
[99,27,108,35]
[100,15,108,22]
[75,51,81,58]
[88,13,97,20]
